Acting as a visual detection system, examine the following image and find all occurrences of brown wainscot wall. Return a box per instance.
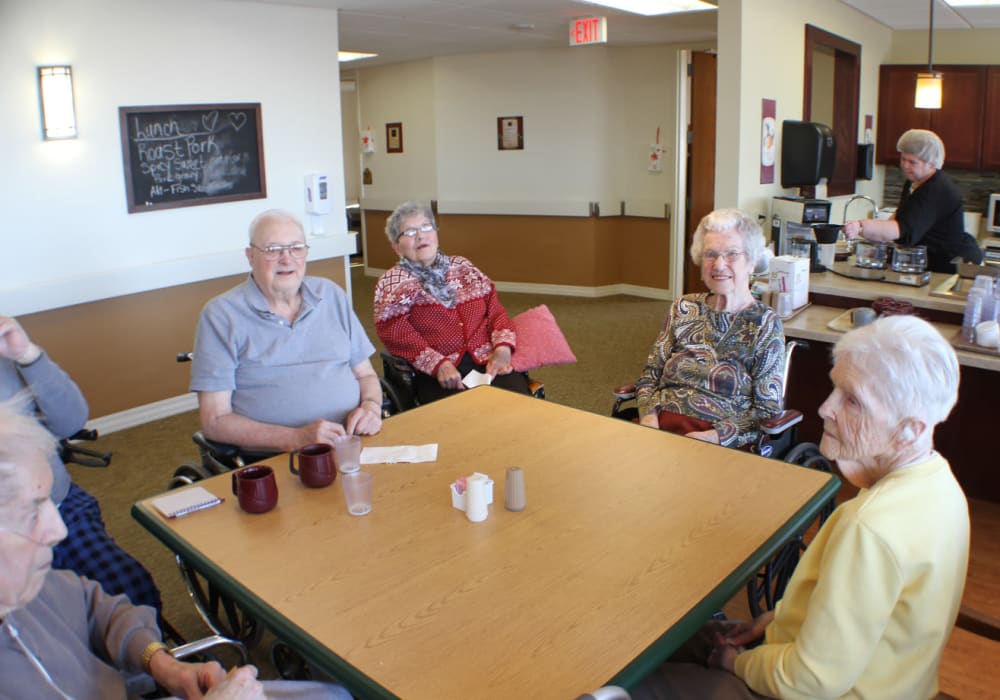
[363,210,671,291]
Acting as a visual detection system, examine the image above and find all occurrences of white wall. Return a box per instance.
[352,59,438,210]
[1,0,351,315]
[352,44,688,218]
[716,0,893,223]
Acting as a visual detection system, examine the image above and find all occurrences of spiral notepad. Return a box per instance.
[151,486,223,519]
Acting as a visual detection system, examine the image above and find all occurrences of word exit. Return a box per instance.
[569,16,607,46]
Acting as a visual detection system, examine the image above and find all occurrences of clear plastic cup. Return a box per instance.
[334,435,361,474]
[341,471,373,516]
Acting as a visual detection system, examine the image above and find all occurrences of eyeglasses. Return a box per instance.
[251,243,310,260]
[702,249,747,263]
[398,223,436,239]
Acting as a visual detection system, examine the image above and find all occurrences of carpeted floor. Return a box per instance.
[69,262,670,674]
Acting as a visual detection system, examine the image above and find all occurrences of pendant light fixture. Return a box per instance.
[915,0,942,109]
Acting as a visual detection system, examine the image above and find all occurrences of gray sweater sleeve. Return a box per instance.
[80,574,161,674]
[13,351,89,439]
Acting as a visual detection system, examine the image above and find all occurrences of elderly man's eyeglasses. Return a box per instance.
[703,249,747,263]
[251,243,310,260]
[398,223,436,239]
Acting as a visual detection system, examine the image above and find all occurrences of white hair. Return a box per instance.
[689,208,767,270]
[247,209,305,245]
[833,315,959,427]
[0,396,58,510]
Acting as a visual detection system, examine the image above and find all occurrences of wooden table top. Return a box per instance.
[134,388,838,700]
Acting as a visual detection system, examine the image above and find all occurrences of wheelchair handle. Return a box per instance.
[177,352,194,363]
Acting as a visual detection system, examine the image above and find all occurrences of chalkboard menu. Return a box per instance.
[118,103,267,213]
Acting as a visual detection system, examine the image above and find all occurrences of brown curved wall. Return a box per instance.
[364,210,671,289]
[16,259,347,419]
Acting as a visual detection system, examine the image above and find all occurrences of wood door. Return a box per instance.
[983,67,1000,171]
[685,51,716,294]
[929,66,986,170]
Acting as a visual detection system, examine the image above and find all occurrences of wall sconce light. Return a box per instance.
[38,65,78,139]
[915,0,942,109]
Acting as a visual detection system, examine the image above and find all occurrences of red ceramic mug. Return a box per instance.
[231,465,278,514]
[289,443,336,488]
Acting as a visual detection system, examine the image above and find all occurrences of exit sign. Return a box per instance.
[569,16,607,46]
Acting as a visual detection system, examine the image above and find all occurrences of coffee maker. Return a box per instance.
[770,196,832,257]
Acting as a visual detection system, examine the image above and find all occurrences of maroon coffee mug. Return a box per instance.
[231,465,278,514]
[289,443,336,488]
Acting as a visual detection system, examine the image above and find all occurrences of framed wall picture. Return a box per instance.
[386,122,403,153]
[497,116,523,150]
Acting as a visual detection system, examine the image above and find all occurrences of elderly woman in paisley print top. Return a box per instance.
[374,201,530,404]
[635,208,785,447]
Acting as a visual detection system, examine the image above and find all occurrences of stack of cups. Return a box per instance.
[963,288,985,343]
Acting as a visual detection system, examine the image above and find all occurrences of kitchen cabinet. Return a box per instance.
[982,66,1000,172]
[876,65,986,170]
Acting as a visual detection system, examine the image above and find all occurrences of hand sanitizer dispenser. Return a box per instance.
[305,173,332,236]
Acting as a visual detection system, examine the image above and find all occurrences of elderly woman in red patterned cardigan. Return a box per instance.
[374,201,530,404]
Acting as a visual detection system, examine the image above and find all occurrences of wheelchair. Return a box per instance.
[379,350,545,415]
[610,340,837,618]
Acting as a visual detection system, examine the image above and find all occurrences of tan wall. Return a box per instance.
[17,259,347,419]
[365,211,670,289]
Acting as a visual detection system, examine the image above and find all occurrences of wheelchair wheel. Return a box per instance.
[747,441,837,617]
[271,640,313,680]
[176,555,264,649]
[169,461,213,490]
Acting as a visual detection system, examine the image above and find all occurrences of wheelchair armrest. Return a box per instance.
[192,431,243,462]
[613,382,637,400]
[760,409,803,435]
[172,634,249,666]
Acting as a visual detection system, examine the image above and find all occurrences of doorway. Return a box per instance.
[684,50,717,294]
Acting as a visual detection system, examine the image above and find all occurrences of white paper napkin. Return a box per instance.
[361,444,438,464]
[462,369,493,388]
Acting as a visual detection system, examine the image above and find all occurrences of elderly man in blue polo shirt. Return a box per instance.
[191,209,382,452]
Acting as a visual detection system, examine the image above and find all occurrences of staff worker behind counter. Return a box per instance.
[191,209,382,454]
[843,128,983,273]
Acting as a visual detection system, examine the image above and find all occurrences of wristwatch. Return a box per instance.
[141,641,172,674]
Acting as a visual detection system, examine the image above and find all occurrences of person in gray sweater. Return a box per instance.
[0,315,161,611]
[0,400,351,700]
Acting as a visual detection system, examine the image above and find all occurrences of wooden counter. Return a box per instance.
[808,269,966,315]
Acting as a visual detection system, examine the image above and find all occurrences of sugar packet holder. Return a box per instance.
[450,472,493,510]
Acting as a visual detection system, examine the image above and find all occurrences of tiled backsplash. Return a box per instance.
[883,167,1000,216]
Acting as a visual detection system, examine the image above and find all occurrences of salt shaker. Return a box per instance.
[465,474,489,522]
[504,467,526,512]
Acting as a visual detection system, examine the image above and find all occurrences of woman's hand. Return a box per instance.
[843,220,864,239]
[639,413,660,429]
[436,361,465,390]
[204,667,265,699]
[724,610,774,647]
[706,630,739,673]
[685,429,720,444]
[486,346,513,376]
[149,651,227,699]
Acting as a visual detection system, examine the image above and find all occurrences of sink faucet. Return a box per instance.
[844,194,879,223]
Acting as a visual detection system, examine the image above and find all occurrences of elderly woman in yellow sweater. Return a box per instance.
[632,314,969,699]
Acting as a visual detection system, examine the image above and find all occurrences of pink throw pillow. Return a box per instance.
[510,304,576,372]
